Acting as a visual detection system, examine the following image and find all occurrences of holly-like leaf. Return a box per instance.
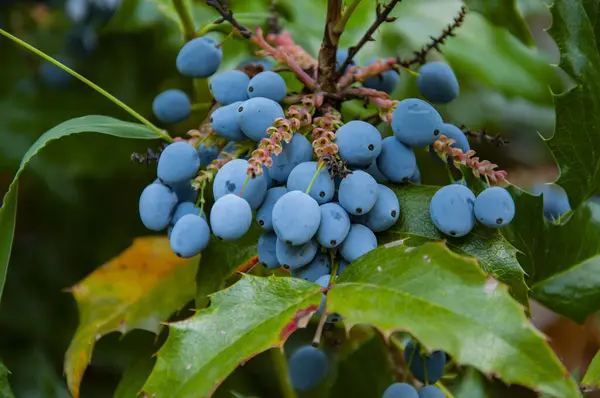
[380,185,528,304]
[327,242,580,398]
[142,275,322,398]
[0,362,14,398]
[547,0,600,209]
[581,349,600,391]
[64,237,198,398]
[0,116,162,308]
[502,193,600,323]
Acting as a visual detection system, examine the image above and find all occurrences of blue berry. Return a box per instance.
[210,70,250,105]
[171,201,203,225]
[474,187,515,228]
[336,49,355,72]
[392,98,443,147]
[236,97,285,141]
[363,57,399,94]
[288,346,329,391]
[197,143,219,167]
[317,202,351,248]
[157,142,200,185]
[364,185,400,232]
[237,57,273,70]
[438,123,469,152]
[258,232,279,269]
[340,224,377,262]
[429,184,476,237]
[270,133,313,184]
[152,89,191,125]
[376,137,417,183]
[287,161,335,205]
[139,182,178,231]
[531,183,571,221]
[213,159,268,210]
[210,194,252,240]
[338,170,379,215]
[272,191,321,245]
[167,180,197,202]
[404,340,446,384]
[417,62,459,104]
[169,214,210,258]
[39,56,74,88]
[247,71,287,103]
[291,253,330,282]
[256,187,288,230]
[276,238,318,269]
[382,383,419,398]
[409,166,421,184]
[418,385,445,398]
[335,120,382,167]
[210,101,247,141]
[176,37,222,78]
[363,160,388,183]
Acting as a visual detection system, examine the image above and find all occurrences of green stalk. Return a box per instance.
[173,0,196,41]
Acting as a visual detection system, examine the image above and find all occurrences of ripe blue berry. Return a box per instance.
[364,185,400,232]
[270,133,313,184]
[531,183,571,221]
[429,184,476,237]
[176,36,222,78]
[210,102,247,141]
[317,202,351,248]
[166,180,197,203]
[376,137,417,183]
[404,340,446,384]
[288,346,329,391]
[383,383,419,398]
[157,142,201,185]
[474,186,515,228]
[417,62,459,104]
[276,238,318,269]
[336,49,355,72]
[340,224,377,262]
[197,143,219,166]
[363,57,399,94]
[418,385,445,398]
[139,182,178,231]
[213,159,268,210]
[392,98,443,147]
[152,89,191,125]
[272,191,321,245]
[169,214,210,258]
[210,194,252,240]
[256,187,288,230]
[335,120,382,167]
[247,71,287,103]
[258,232,279,269]
[363,160,388,183]
[438,123,470,152]
[409,166,421,184]
[287,161,335,205]
[210,70,250,105]
[171,201,203,225]
[236,97,285,141]
[338,170,379,215]
[291,253,330,282]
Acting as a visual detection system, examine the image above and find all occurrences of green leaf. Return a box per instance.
[327,242,580,398]
[142,275,322,398]
[114,356,156,398]
[380,185,528,304]
[195,224,262,307]
[547,0,600,209]
[451,368,490,398]
[502,193,600,323]
[581,349,600,390]
[64,236,198,398]
[0,362,14,398]
[0,116,161,307]
[463,0,535,47]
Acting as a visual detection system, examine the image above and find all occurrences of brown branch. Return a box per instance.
[317,0,344,93]
[460,125,510,147]
[338,0,402,75]
[205,0,252,38]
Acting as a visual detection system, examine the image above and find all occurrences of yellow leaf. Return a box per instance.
[64,237,199,398]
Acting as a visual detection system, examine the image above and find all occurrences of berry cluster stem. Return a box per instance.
[305,162,326,195]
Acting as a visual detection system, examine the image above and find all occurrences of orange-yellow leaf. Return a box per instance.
[64,236,199,398]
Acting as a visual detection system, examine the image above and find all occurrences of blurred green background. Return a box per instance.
[0,0,566,396]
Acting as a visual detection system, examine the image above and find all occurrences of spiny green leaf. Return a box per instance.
[65,237,198,398]
[380,185,528,305]
[581,349,600,390]
[502,193,600,323]
[0,362,14,398]
[547,0,600,209]
[327,242,580,398]
[0,116,161,307]
[142,275,322,398]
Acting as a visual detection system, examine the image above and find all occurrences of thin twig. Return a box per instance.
[338,0,402,74]
[460,125,509,147]
[205,0,253,38]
